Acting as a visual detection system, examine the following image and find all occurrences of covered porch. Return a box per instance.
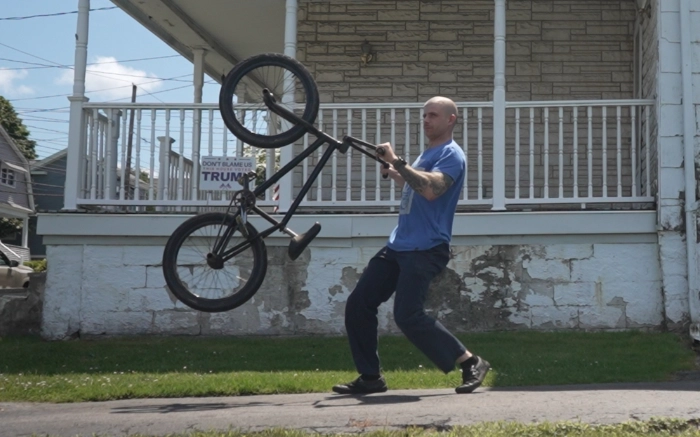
[38,0,700,339]
[61,0,656,214]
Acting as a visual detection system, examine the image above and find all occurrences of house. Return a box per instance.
[28,148,162,257]
[28,149,68,259]
[37,0,700,339]
[0,124,34,262]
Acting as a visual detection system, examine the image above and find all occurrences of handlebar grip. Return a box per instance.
[377,146,385,156]
[382,163,389,179]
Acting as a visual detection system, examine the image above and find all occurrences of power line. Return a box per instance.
[0,7,118,21]
[2,63,198,85]
[9,74,198,102]
[14,116,69,124]
[15,107,71,114]
[0,55,180,70]
[0,58,198,83]
[0,42,71,70]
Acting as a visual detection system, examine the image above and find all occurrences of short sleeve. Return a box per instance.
[430,144,464,182]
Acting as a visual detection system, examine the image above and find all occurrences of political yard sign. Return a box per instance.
[200,156,256,191]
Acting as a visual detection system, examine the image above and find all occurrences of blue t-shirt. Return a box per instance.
[387,140,465,251]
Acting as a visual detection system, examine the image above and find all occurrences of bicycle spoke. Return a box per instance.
[228,61,308,140]
[173,220,255,301]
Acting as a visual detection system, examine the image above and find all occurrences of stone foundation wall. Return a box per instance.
[41,240,663,339]
[0,273,46,337]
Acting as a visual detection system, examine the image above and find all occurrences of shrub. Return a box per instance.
[24,259,46,272]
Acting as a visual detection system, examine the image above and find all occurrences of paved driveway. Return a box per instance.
[2,381,700,436]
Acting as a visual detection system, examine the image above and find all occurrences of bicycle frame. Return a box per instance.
[215,89,390,263]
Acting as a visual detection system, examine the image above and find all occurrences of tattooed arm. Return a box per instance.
[394,164,454,201]
[377,142,455,201]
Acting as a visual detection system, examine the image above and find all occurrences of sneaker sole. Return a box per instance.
[455,360,491,394]
[332,387,388,395]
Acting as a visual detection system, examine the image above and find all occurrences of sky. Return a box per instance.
[0,0,221,161]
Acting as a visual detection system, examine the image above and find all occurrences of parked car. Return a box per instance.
[0,250,32,288]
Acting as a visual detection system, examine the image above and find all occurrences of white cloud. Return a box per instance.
[56,56,164,101]
[0,69,35,97]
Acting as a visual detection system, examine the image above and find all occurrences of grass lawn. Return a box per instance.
[0,331,695,403]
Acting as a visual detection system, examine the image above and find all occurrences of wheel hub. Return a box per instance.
[206,253,225,270]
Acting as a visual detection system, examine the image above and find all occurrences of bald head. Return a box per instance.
[423,96,458,146]
[424,96,457,119]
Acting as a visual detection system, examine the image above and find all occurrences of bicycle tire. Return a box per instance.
[162,212,267,313]
[219,53,319,149]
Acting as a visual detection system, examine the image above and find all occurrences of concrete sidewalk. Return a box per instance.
[1,381,699,436]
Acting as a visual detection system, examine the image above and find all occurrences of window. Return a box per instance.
[1,166,15,187]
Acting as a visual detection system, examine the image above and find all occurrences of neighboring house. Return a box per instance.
[38,0,700,340]
[0,124,34,262]
[29,147,159,258]
[28,149,67,259]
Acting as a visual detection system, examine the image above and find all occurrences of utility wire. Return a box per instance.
[10,74,202,102]
[0,7,118,21]
[0,42,72,69]
[0,55,180,70]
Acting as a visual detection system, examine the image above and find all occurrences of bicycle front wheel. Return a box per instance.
[219,53,319,149]
[162,212,267,313]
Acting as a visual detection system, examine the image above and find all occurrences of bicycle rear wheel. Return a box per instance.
[219,53,319,149]
[162,212,267,313]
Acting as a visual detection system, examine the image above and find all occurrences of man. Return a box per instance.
[332,96,490,395]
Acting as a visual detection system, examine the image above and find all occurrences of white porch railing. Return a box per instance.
[73,99,655,212]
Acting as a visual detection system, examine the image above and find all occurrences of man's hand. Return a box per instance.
[377,142,405,185]
[377,142,398,163]
[380,164,404,185]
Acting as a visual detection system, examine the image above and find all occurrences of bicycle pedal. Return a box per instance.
[288,222,321,261]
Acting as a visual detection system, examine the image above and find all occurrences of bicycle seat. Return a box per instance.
[288,222,321,260]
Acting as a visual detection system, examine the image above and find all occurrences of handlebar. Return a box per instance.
[263,88,391,179]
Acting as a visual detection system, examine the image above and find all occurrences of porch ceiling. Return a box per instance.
[110,0,286,83]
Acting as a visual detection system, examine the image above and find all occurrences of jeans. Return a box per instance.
[344,243,467,375]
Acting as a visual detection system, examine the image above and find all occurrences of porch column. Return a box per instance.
[491,0,507,211]
[655,0,700,328]
[106,109,121,200]
[191,47,207,200]
[277,0,298,213]
[63,0,90,210]
[21,216,29,248]
[157,136,175,211]
[679,0,700,323]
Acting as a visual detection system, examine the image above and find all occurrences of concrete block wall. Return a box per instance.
[652,0,697,328]
[41,239,664,339]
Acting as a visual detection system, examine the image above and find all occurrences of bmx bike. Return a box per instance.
[162,53,391,313]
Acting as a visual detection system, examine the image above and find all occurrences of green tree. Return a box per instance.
[0,96,37,160]
[0,96,38,239]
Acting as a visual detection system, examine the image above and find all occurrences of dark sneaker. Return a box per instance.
[332,376,388,394]
[455,356,490,394]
